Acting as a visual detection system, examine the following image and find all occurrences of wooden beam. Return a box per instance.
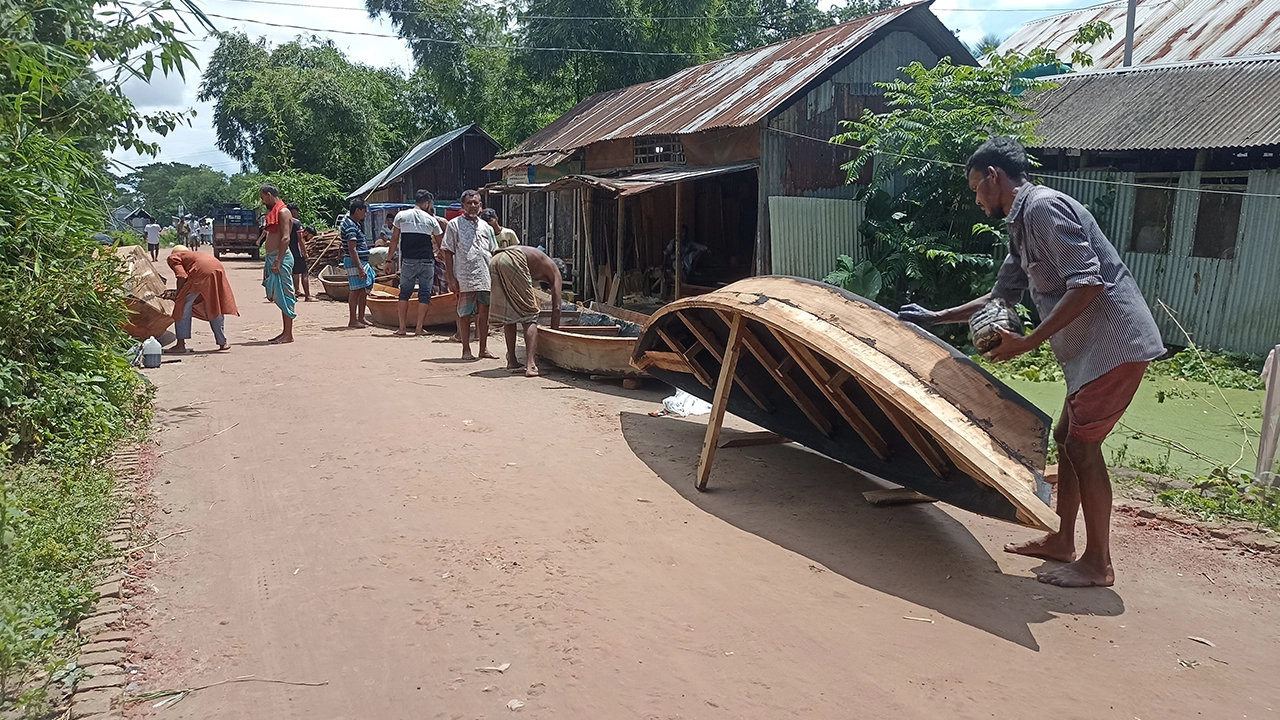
[697,313,745,490]
[862,383,952,479]
[677,312,773,413]
[655,325,714,388]
[729,317,833,438]
[863,488,938,506]
[718,431,792,449]
[634,350,695,375]
[772,330,891,461]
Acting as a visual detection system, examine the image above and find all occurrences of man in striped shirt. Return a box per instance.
[900,137,1164,588]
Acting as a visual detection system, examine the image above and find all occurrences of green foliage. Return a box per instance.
[969,32,1005,60]
[116,162,237,219]
[1158,468,1280,532]
[823,254,883,301]
[976,342,1064,383]
[199,33,451,190]
[1146,348,1263,391]
[235,169,345,229]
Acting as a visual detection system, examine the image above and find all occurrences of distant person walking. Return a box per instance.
[166,245,238,353]
[481,208,520,248]
[144,220,162,261]
[341,198,376,328]
[385,189,444,336]
[287,203,313,303]
[442,189,498,361]
[259,184,297,344]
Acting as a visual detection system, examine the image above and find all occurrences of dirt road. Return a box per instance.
[131,248,1280,719]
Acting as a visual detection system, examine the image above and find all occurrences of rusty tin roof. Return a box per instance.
[1030,55,1280,151]
[1000,0,1280,70]
[494,1,968,162]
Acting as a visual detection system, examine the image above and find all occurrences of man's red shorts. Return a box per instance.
[1065,362,1149,443]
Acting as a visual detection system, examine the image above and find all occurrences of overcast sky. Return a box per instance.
[108,0,1101,177]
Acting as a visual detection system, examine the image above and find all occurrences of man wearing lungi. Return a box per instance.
[899,137,1164,588]
[259,184,297,345]
[166,246,238,353]
[341,198,376,328]
[490,245,562,377]
[442,189,498,361]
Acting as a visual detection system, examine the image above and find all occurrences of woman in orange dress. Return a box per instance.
[166,246,240,353]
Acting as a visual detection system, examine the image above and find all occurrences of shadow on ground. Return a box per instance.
[619,411,1125,650]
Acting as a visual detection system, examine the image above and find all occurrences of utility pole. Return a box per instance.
[1123,0,1138,66]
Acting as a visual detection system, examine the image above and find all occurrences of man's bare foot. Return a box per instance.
[462,351,476,361]
[267,333,285,343]
[479,350,498,360]
[506,359,524,370]
[1037,559,1114,588]
[525,366,540,378]
[1004,533,1076,563]
[413,328,425,336]
[304,297,315,302]
[164,346,192,355]
[268,336,294,345]
[450,333,461,342]
[394,329,408,336]
[348,321,366,329]
[216,345,231,352]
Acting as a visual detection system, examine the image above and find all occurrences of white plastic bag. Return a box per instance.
[662,389,712,417]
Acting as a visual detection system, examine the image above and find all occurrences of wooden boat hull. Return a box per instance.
[366,284,457,328]
[537,327,646,378]
[629,276,1057,531]
[319,267,349,302]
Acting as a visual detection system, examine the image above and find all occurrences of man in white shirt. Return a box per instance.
[144,221,162,261]
[385,189,444,336]
[442,189,498,361]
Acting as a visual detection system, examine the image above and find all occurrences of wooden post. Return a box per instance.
[696,312,745,491]
[674,183,683,300]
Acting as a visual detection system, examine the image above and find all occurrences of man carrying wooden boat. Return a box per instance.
[900,137,1164,588]
[489,245,562,377]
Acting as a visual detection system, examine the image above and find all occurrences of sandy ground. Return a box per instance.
[129,248,1280,720]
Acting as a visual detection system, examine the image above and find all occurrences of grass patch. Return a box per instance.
[0,462,120,710]
[1156,470,1280,532]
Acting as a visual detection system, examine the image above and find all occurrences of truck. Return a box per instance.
[212,204,259,259]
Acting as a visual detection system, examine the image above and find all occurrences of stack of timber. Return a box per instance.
[304,229,344,272]
[629,277,1058,532]
[535,299,652,378]
[365,283,457,328]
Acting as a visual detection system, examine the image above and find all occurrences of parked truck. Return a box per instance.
[212,204,259,259]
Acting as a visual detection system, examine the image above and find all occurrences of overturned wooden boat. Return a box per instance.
[318,265,397,302]
[535,301,651,378]
[366,283,457,328]
[630,276,1057,531]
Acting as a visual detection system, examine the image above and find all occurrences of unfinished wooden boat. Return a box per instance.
[630,276,1057,531]
[365,283,457,328]
[319,265,397,302]
[536,303,652,378]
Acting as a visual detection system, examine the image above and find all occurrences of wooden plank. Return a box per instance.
[655,326,714,389]
[607,273,621,305]
[555,325,622,336]
[678,312,772,413]
[863,489,938,506]
[634,351,695,374]
[729,316,833,438]
[718,432,792,449]
[861,383,952,479]
[696,313,745,490]
[590,302,652,325]
[773,330,891,461]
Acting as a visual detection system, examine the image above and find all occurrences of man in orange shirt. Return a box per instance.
[166,246,239,353]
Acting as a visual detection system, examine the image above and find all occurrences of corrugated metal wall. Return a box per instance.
[768,196,867,280]
[1042,169,1280,354]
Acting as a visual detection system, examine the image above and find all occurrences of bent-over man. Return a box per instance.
[386,189,444,336]
[259,184,296,344]
[490,245,561,377]
[899,137,1164,588]
[166,245,238,353]
[442,189,498,361]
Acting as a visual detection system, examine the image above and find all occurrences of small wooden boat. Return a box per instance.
[535,302,651,378]
[629,276,1057,531]
[319,265,397,302]
[365,283,457,328]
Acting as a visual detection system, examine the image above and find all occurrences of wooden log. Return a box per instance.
[696,312,745,490]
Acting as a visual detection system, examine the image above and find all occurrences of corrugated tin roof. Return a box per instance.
[483,151,574,171]
[498,1,970,160]
[1029,56,1280,150]
[544,161,759,196]
[348,125,496,199]
[1000,0,1280,70]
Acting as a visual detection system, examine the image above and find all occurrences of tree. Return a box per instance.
[198,33,447,189]
[233,169,345,228]
[969,32,1005,59]
[118,162,235,219]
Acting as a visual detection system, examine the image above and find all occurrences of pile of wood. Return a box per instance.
[304,229,344,274]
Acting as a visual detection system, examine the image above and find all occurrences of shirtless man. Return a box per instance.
[259,184,297,344]
[489,245,561,377]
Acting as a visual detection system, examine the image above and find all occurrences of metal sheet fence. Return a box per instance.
[768,196,867,281]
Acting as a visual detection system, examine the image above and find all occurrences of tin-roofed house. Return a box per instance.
[484,1,973,303]
[349,125,502,205]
